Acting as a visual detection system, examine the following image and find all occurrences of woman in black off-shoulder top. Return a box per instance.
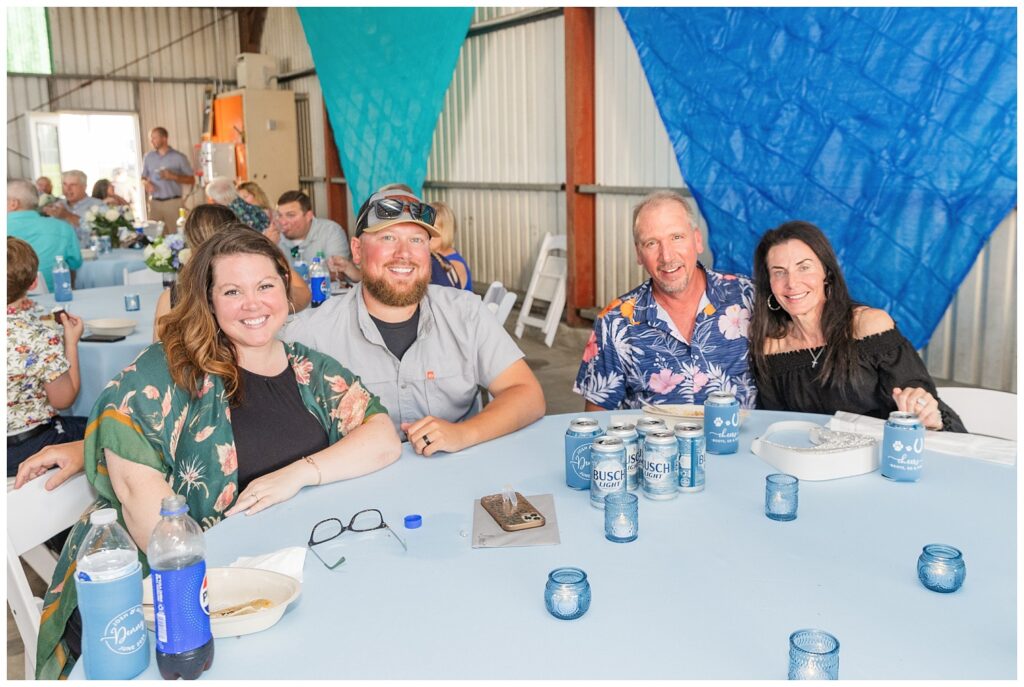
[748,221,966,433]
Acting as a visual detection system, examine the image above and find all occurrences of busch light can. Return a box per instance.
[674,422,706,492]
[565,418,603,490]
[642,431,679,500]
[605,423,641,491]
[635,416,667,490]
[704,391,740,454]
[881,411,925,482]
[590,437,627,509]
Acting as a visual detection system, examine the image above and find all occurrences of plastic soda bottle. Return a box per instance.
[74,509,150,679]
[309,256,329,307]
[53,256,73,302]
[148,495,214,680]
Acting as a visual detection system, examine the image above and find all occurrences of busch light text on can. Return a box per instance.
[704,391,740,454]
[674,422,706,492]
[881,411,925,482]
[590,436,627,508]
[606,423,641,491]
[634,417,667,489]
[642,431,679,500]
[565,418,603,490]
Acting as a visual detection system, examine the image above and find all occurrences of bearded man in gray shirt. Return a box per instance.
[281,187,545,455]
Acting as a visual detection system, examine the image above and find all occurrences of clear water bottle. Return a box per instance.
[75,509,150,679]
[175,208,187,235]
[52,256,72,302]
[148,495,214,680]
[309,256,329,307]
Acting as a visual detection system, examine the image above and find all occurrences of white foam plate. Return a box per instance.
[86,318,137,337]
[81,248,98,260]
[143,567,301,638]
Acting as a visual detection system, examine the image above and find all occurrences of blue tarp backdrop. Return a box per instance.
[620,7,1016,348]
[298,8,473,209]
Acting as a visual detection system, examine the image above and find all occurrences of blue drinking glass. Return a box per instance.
[544,567,590,620]
[765,473,799,521]
[788,628,839,680]
[604,492,638,543]
[917,544,966,593]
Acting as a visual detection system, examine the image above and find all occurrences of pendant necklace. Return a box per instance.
[809,346,826,369]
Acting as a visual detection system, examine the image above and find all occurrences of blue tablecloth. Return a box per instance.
[36,283,164,417]
[69,410,1015,679]
[74,249,147,289]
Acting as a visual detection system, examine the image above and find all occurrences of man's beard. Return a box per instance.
[363,267,429,307]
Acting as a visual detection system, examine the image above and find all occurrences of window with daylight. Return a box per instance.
[6,7,52,74]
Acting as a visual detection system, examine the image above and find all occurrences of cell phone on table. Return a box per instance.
[480,492,546,532]
[81,334,126,343]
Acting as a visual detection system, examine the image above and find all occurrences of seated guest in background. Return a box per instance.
[34,225,401,679]
[141,125,193,229]
[205,176,270,233]
[575,190,756,410]
[429,200,472,291]
[237,180,272,223]
[35,176,53,196]
[6,237,86,477]
[267,189,361,284]
[90,178,129,206]
[282,186,545,455]
[41,170,105,246]
[153,204,311,339]
[7,179,83,291]
[748,220,965,431]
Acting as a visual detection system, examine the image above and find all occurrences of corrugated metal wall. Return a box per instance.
[424,8,567,292]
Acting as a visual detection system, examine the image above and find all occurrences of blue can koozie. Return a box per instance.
[75,562,150,680]
[881,411,925,481]
[704,391,740,454]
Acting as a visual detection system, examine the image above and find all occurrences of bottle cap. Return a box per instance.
[90,508,117,525]
[404,514,422,529]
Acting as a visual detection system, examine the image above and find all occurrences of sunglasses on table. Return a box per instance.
[307,508,408,570]
[361,198,437,227]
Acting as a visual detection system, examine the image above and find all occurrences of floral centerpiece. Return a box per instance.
[144,234,190,286]
[84,204,134,248]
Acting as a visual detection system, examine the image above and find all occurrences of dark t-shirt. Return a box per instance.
[370,307,420,360]
[232,365,330,490]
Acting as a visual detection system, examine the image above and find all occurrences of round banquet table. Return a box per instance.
[74,248,147,289]
[68,409,1015,680]
[36,282,164,417]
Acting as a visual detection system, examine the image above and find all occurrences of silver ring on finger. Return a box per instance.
[915,397,927,407]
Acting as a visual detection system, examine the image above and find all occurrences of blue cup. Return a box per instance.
[788,628,839,680]
[124,293,141,312]
[544,567,590,620]
[75,562,150,679]
[604,492,638,543]
[917,544,966,593]
[765,473,798,521]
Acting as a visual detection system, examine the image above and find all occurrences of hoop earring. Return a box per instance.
[767,293,782,311]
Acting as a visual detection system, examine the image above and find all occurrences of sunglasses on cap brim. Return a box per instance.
[361,198,437,229]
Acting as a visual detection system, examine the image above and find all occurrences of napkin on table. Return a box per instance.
[827,411,1016,466]
[229,546,307,583]
[471,493,561,549]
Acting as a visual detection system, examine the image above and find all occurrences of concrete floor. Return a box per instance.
[5,304,595,680]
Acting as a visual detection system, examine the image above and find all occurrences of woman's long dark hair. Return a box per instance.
[749,221,861,389]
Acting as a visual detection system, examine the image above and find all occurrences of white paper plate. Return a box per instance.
[86,318,137,337]
[142,567,301,638]
[81,248,98,260]
[640,402,750,427]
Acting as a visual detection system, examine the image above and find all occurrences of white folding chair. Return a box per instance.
[936,386,1017,440]
[7,471,97,679]
[123,267,164,285]
[482,281,518,327]
[514,233,567,347]
[27,271,49,296]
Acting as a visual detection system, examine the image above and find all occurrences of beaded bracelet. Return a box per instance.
[303,456,322,486]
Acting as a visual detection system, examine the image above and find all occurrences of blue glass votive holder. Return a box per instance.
[124,293,141,312]
[544,567,590,620]
[604,492,638,543]
[788,628,839,680]
[917,544,966,593]
[99,235,112,254]
[765,473,799,521]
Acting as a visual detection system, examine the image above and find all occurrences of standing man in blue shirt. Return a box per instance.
[574,190,757,410]
[141,126,194,230]
[40,171,105,247]
[7,179,83,291]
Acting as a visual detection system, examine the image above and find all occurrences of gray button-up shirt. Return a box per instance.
[57,196,105,245]
[281,284,524,437]
[279,217,351,262]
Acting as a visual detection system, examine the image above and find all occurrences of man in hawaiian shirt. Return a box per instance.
[574,190,757,410]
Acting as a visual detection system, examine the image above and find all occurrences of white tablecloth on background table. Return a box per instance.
[69,410,1015,680]
[74,249,147,289]
[37,283,164,417]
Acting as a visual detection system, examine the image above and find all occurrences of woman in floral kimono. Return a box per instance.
[35,224,401,678]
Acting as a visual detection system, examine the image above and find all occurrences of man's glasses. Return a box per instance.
[361,198,437,228]
[307,508,407,570]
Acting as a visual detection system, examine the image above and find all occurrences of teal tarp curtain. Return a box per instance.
[298,7,473,210]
